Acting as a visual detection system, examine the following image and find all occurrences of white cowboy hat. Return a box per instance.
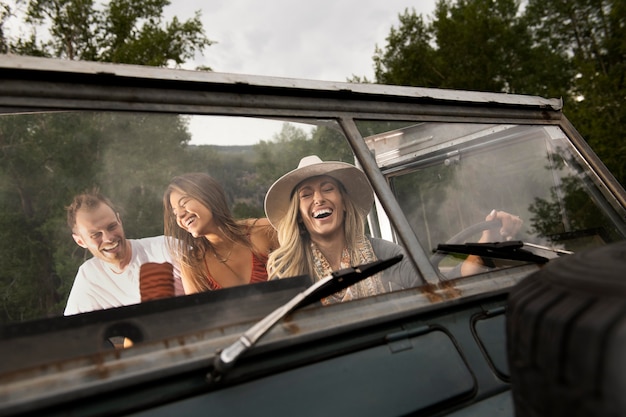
[264,155,374,228]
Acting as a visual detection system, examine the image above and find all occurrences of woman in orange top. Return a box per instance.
[163,173,277,294]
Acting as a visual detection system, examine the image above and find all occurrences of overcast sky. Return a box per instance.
[165,1,437,82]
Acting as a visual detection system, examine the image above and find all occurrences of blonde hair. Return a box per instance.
[163,173,252,293]
[267,176,365,279]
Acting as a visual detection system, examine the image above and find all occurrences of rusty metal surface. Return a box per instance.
[0,275,312,374]
[0,267,533,416]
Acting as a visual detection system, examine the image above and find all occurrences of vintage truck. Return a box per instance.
[0,55,625,416]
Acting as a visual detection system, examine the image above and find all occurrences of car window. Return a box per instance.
[0,110,354,325]
[5,109,626,328]
[359,121,626,277]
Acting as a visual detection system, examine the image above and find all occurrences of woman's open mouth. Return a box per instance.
[185,216,196,228]
[312,208,333,219]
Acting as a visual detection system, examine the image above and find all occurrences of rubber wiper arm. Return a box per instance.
[436,241,550,264]
[210,254,403,379]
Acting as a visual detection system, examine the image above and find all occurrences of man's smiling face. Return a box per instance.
[72,203,129,268]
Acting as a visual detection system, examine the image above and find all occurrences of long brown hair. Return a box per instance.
[163,173,252,292]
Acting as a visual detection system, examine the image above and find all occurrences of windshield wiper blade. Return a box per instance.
[210,254,403,379]
[436,241,550,264]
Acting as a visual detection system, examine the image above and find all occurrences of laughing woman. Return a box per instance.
[264,155,420,304]
[164,173,277,294]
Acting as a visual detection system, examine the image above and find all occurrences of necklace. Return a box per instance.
[222,259,247,282]
[212,244,234,263]
[203,247,249,290]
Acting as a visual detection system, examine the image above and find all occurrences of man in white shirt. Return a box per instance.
[64,190,183,316]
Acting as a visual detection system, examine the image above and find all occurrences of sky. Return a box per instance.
[165,1,436,82]
[161,1,437,145]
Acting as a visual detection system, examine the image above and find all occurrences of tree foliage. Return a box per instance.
[372,0,625,186]
[524,0,626,185]
[4,0,213,65]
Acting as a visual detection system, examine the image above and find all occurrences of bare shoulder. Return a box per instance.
[246,218,278,252]
[250,218,272,228]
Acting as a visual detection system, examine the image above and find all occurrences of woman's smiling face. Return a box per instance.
[170,189,214,238]
[297,175,345,242]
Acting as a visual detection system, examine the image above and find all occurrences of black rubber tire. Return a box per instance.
[506,240,626,417]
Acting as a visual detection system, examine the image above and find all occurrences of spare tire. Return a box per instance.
[506,240,626,417]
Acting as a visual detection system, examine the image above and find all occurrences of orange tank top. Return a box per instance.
[203,220,269,290]
[204,251,269,290]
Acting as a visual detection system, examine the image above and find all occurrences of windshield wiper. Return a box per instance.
[436,241,551,264]
[209,255,403,380]
[521,241,574,256]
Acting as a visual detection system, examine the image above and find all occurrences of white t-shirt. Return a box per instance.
[64,236,182,316]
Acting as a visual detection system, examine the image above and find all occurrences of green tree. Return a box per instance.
[371,0,624,186]
[0,1,10,54]
[524,0,626,185]
[11,0,213,65]
[373,9,439,87]
[0,112,100,321]
[311,125,354,163]
[374,0,572,95]
[255,123,317,188]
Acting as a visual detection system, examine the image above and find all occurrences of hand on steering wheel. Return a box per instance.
[430,210,524,271]
[481,209,523,242]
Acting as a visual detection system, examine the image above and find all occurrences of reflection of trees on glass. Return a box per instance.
[392,133,551,252]
[392,160,457,251]
[528,151,621,249]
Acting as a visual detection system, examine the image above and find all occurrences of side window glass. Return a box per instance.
[360,122,626,278]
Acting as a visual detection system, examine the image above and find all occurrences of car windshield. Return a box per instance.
[358,121,626,278]
[0,111,331,325]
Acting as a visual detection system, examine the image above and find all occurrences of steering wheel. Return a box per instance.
[430,219,502,269]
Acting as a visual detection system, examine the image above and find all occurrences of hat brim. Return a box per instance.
[264,160,374,228]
